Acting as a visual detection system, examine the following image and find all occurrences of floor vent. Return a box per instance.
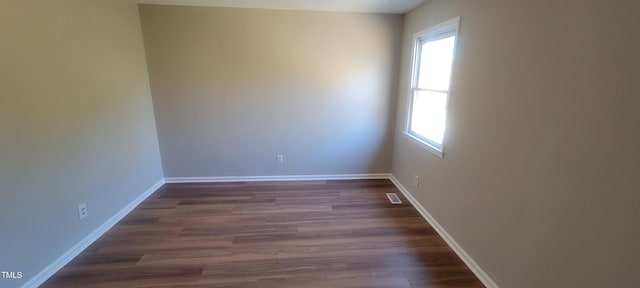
[386,193,402,204]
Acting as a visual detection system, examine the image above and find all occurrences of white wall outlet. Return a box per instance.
[78,203,88,220]
[413,175,419,187]
[276,154,284,164]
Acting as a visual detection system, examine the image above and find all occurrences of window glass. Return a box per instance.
[405,17,460,157]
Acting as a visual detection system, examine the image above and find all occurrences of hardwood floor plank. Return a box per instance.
[41,179,483,287]
[43,266,204,288]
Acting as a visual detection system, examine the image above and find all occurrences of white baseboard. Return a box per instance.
[24,175,497,288]
[388,175,499,288]
[22,179,165,288]
[164,173,392,183]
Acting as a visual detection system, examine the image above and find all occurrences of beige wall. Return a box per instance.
[0,1,163,287]
[392,0,640,287]
[4,1,637,287]
[139,5,402,177]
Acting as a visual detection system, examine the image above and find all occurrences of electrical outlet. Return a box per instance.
[413,175,419,187]
[78,203,88,220]
[276,154,284,164]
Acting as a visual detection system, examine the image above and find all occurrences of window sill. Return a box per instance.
[403,132,444,159]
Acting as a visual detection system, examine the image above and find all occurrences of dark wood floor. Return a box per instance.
[42,179,483,288]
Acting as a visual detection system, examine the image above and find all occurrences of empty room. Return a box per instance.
[1,0,638,287]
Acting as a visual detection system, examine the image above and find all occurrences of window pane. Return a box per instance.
[417,36,455,91]
[410,90,447,144]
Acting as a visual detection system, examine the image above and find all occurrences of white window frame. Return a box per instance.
[404,17,460,158]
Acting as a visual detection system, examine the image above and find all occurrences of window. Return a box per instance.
[405,17,460,158]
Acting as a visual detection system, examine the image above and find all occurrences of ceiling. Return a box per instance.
[133,0,426,14]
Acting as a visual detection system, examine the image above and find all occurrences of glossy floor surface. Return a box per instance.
[42,179,484,287]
